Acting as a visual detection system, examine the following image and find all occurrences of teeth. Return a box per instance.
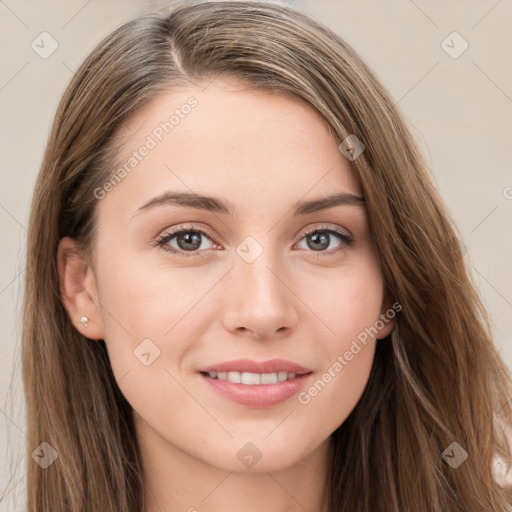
[277,371,288,382]
[227,371,241,383]
[207,371,299,384]
[242,372,261,385]
[261,372,277,384]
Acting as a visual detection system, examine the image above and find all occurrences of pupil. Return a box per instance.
[308,232,329,251]
[178,231,201,250]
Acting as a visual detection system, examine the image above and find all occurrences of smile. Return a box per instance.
[205,371,297,384]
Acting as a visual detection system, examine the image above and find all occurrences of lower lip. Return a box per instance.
[199,372,312,407]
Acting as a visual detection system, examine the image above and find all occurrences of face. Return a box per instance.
[61,76,394,475]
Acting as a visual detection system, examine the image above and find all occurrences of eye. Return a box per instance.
[295,226,354,255]
[156,226,217,257]
[155,224,354,258]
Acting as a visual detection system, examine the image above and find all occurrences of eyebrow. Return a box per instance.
[133,190,365,217]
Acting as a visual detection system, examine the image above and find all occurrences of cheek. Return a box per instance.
[294,341,376,449]
[294,280,382,438]
[95,253,218,336]
[93,254,221,389]
[299,257,385,347]
[291,258,383,425]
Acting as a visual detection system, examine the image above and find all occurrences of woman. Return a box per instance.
[22,1,512,510]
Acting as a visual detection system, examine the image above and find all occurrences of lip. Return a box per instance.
[198,358,312,375]
[197,359,313,408]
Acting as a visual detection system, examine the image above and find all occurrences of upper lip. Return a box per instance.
[198,358,312,375]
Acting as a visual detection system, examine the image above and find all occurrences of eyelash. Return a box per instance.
[155,224,354,259]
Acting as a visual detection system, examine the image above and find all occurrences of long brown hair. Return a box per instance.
[22,1,512,510]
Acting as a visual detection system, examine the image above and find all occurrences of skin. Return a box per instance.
[58,76,394,512]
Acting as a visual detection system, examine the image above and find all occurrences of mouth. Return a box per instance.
[197,359,313,407]
[201,370,301,385]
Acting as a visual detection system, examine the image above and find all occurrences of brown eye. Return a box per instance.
[174,230,203,251]
[157,228,216,257]
[296,227,353,254]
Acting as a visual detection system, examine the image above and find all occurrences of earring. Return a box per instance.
[79,316,89,327]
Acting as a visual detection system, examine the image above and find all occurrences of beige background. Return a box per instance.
[1,0,511,509]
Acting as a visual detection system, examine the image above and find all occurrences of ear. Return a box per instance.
[57,237,105,340]
[375,295,398,340]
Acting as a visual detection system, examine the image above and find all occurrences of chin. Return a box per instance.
[200,436,317,474]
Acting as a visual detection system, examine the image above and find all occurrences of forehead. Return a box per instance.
[98,76,361,216]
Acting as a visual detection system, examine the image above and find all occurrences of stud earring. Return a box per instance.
[79,316,89,327]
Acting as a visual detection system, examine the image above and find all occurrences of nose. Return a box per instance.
[221,249,299,340]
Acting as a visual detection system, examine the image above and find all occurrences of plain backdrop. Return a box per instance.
[1,0,511,509]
